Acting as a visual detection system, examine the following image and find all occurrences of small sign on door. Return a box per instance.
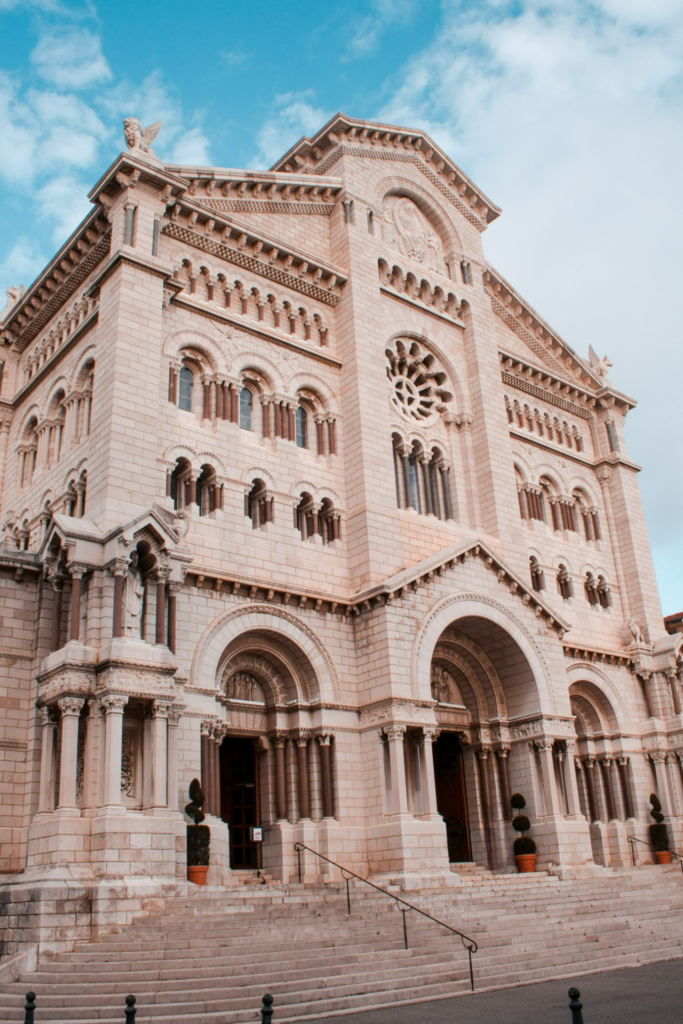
[250,827,263,842]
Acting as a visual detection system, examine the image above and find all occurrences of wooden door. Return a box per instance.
[220,737,260,868]
[433,732,472,862]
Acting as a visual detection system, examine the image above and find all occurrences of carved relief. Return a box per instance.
[380,196,446,275]
[121,728,137,800]
[124,551,144,638]
[225,671,265,704]
[430,664,464,706]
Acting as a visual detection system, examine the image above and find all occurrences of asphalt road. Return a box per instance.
[303,958,683,1023]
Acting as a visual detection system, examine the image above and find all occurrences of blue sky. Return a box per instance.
[1,0,682,614]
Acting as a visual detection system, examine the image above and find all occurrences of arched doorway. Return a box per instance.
[428,613,543,870]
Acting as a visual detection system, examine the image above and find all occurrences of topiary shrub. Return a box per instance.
[511,792,536,856]
[185,778,210,867]
[649,793,669,853]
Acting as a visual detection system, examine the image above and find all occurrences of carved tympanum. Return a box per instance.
[380,196,446,274]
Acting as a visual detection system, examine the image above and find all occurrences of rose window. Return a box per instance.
[386,339,452,422]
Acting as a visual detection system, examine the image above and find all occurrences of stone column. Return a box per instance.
[477,748,494,868]
[536,738,562,816]
[57,698,85,811]
[201,721,212,809]
[111,560,126,639]
[155,571,168,646]
[384,725,409,815]
[297,737,311,820]
[650,752,671,814]
[166,708,181,812]
[419,727,440,818]
[49,577,64,651]
[68,563,87,642]
[617,757,635,819]
[666,670,682,716]
[583,757,600,822]
[563,740,583,817]
[167,582,180,654]
[212,729,223,818]
[599,757,617,820]
[273,737,288,820]
[317,734,334,819]
[100,695,128,808]
[38,706,58,813]
[149,702,169,810]
[496,747,512,819]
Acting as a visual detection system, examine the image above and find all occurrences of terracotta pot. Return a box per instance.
[655,851,671,865]
[515,854,536,873]
[187,865,209,886]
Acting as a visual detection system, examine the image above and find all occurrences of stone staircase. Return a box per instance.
[1,865,682,1023]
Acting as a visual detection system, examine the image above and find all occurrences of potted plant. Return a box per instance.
[511,793,537,872]
[649,793,671,865]
[186,778,211,885]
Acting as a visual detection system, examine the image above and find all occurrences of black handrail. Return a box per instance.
[627,835,683,874]
[293,842,478,991]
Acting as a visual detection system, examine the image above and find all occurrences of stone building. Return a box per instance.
[0,114,681,954]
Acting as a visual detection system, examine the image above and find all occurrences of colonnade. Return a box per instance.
[36,695,181,815]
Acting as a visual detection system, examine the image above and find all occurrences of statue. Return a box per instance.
[431,665,452,704]
[627,618,645,645]
[588,345,613,379]
[1,284,25,319]
[123,118,162,163]
[124,551,144,637]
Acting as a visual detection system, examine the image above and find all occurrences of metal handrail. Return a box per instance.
[293,842,478,990]
[627,835,683,874]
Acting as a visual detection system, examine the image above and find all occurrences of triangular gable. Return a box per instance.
[355,537,570,636]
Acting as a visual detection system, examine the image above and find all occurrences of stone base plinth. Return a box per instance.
[366,813,452,886]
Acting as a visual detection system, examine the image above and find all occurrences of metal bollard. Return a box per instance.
[261,992,274,1023]
[568,988,584,1024]
[24,992,36,1024]
[125,995,136,1024]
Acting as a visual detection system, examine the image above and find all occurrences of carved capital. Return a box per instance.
[151,700,171,719]
[100,694,128,714]
[383,724,406,742]
[535,738,554,752]
[166,706,183,726]
[67,562,89,580]
[316,733,333,746]
[57,696,85,717]
[649,751,668,764]
[423,725,438,743]
[38,705,58,726]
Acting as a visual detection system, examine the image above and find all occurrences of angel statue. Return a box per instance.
[588,344,613,379]
[123,118,162,163]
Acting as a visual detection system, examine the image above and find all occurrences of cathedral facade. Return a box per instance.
[0,114,681,954]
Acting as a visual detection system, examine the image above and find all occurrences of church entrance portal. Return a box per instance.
[220,737,261,869]
[433,732,471,862]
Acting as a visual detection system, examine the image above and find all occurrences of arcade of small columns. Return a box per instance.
[36,695,182,817]
[199,723,337,823]
[46,556,181,652]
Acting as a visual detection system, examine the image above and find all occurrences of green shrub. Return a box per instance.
[649,793,664,824]
[185,778,206,825]
[513,835,537,856]
[512,815,531,834]
[187,824,211,866]
[510,793,526,811]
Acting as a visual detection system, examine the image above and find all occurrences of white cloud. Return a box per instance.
[30,28,112,90]
[36,174,91,243]
[255,93,330,168]
[0,237,46,306]
[379,0,683,610]
[170,126,211,166]
[347,0,418,55]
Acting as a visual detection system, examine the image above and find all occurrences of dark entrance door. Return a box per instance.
[220,737,260,868]
[433,732,472,862]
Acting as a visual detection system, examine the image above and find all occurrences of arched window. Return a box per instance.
[530,557,545,592]
[169,457,193,511]
[239,386,252,430]
[178,366,194,412]
[295,492,314,539]
[407,446,421,512]
[597,576,612,609]
[246,478,270,527]
[584,572,599,606]
[557,564,573,600]
[196,464,220,517]
[295,406,307,448]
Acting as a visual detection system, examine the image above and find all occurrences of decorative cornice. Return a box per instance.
[202,199,335,217]
[562,643,634,668]
[2,228,111,352]
[501,366,593,420]
[162,222,342,307]
[270,114,500,229]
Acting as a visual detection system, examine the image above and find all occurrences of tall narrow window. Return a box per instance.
[295,406,307,448]
[530,557,545,592]
[557,565,573,600]
[239,386,252,430]
[597,576,612,608]
[584,572,599,606]
[408,456,420,512]
[178,367,194,412]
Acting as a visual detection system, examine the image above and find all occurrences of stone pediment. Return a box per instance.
[355,537,570,636]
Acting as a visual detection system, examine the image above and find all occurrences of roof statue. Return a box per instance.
[1,284,26,322]
[122,117,162,164]
[588,344,613,379]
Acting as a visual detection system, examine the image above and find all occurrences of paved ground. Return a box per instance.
[304,958,683,1023]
